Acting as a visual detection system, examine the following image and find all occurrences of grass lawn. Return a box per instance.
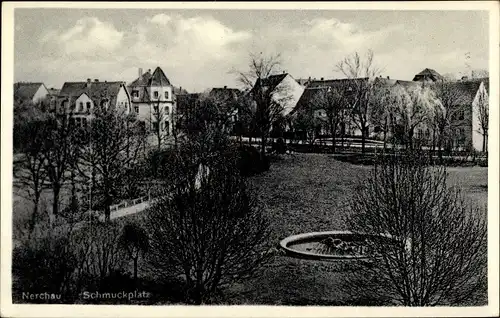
[224,153,488,305]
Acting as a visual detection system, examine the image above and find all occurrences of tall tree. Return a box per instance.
[430,80,466,159]
[76,106,144,221]
[476,86,489,152]
[383,84,435,149]
[237,53,290,157]
[311,85,348,153]
[149,100,170,150]
[13,107,51,236]
[336,50,381,153]
[42,110,79,217]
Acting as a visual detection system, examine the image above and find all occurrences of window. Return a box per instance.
[86,102,91,111]
[134,105,139,113]
[82,118,88,128]
[457,109,465,120]
[79,102,84,112]
[69,118,75,126]
[165,91,169,99]
[154,91,159,99]
[164,120,170,134]
[132,90,139,98]
[76,118,81,127]
[153,122,159,131]
[153,105,159,112]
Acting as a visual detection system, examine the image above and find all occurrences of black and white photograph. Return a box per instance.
[1,2,498,317]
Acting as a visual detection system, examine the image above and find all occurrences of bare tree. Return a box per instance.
[345,150,487,306]
[382,84,435,149]
[148,100,170,150]
[13,115,51,236]
[310,85,348,152]
[430,80,467,159]
[42,110,80,217]
[293,108,321,146]
[75,107,144,221]
[336,50,382,153]
[237,53,290,157]
[145,130,271,304]
[476,87,489,152]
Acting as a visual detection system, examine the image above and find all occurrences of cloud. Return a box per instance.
[41,17,124,57]
[128,14,251,67]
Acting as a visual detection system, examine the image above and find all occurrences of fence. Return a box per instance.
[109,195,149,212]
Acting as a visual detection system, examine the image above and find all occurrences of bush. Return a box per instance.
[345,150,487,306]
[272,138,287,154]
[238,145,269,177]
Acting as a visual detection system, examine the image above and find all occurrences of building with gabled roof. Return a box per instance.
[14,82,49,105]
[413,68,443,82]
[57,78,131,128]
[128,67,175,135]
[250,72,305,118]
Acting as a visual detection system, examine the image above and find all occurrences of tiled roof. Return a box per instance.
[150,67,171,86]
[292,78,367,115]
[14,82,45,101]
[129,70,152,87]
[251,73,289,94]
[413,68,443,81]
[209,87,241,101]
[59,81,126,108]
[129,67,172,87]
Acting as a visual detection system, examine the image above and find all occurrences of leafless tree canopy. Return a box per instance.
[336,50,382,153]
[237,53,289,156]
[145,134,271,304]
[345,150,487,306]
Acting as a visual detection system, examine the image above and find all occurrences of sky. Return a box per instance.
[14,9,489,93]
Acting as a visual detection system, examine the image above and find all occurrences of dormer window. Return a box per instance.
[165,91,169,99]
[132,90,139,98]
[86,102,91,111]
[154,91,159,99]
[79,102,84,112]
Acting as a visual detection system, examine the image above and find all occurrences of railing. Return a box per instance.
[109,195,149,212]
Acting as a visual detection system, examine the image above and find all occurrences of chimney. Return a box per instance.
[86,78,91,88]
[148,69,151,73]
[387,76,390,79]
[461,76,468,81]
[94,79,99,82]
[224,85,227,89]
[283,70,286,74]
[139,68,143,78]
[320,77,324,81]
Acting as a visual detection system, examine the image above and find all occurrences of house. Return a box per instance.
[291,77,369,137]
[14,82,49,105]
[128,67,175,135]
[412,68,443,82]
[58,78,131,128]
[251,72,305,117]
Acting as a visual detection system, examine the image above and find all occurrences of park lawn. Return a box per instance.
[224,153,488,305]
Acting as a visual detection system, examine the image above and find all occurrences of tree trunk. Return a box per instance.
[29,194,40,238]
[482,133,486,152]
[133,257,138,284]
[52,183,61,217]
[361,126,366,154]
[330,122,336,154]
[105,194,112,222]
[260,132,267,158]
